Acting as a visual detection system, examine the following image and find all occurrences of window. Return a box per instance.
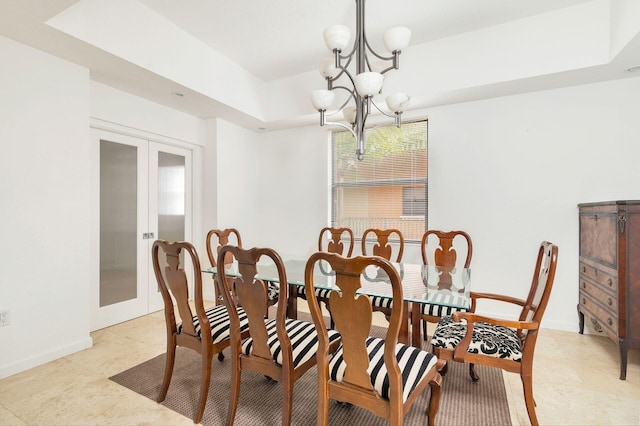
[331,120,428,241]
[402,186,426,217]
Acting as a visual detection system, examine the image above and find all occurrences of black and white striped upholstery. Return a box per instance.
[329,337,437,402]
[430,315,523,362]
[370,295,393,310]
[178,304,250,344]
[242,318,341,368]
[420,293,469,317]
[296,285,332,300]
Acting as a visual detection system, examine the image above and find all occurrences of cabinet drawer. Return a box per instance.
[579,279,617,315]
[579,291,619,336]
[579,262,618,293]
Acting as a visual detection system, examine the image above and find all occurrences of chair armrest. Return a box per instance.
[452,311,539,330]
[469,291,526,312]
[451,312,539,362]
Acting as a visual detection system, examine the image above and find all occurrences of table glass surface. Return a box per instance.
[204,259,470,310]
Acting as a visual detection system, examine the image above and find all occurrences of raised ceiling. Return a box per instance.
[1,0,639,131]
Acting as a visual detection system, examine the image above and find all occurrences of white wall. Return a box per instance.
[256,125,332,259]
[0,36,92,378]
[214,120,264,248]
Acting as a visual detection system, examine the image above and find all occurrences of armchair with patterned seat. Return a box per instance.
[430,241,558,426]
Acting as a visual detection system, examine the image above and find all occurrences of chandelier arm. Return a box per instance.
[322,87,357,118]
[364,38,395,62]
[330,85,357,98]
[377,65,397,75]
[340,52,356,76]
[323,119,358,138]
[369,98,397,119]
[340,37,359,61]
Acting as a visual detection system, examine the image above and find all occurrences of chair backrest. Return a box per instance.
[361,228,404,262]
[152,240,207,337]
[318,227,354,257]
[519,241,558,331]
[206,228,242,268]
[305,252,405,404]
[217,245,291,363]
[421,230,473,268]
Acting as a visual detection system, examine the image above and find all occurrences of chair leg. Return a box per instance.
[281,377,294,426]
[469,363,479,382]
[317,383,330,426]
[427,373,443,426]
[423,319,428,341]
[521,373,539,426]
[218,351,225,362]
[158,342,176,403]
[226,357,241,426]
[438,360,449,377]
[411,308,421,348]
[194,352,213,424]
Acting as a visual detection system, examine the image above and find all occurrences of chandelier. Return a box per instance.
[311,0,411,161]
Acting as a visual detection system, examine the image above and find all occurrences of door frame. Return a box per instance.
[90,122,201,331]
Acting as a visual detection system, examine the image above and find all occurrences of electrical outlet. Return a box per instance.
[0,310,10,327]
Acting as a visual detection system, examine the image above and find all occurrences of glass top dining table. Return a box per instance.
[204,258,470,346]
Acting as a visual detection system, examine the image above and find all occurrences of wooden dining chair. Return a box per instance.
[411,230,473,347]
[294,226,354,323]
[361,228,405,319]
[305,252,442,426]
[431,241,558,426]
[216,245,341,426]
[206,228,279,311]
[152,240,250,424]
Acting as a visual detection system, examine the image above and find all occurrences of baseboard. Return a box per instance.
[0,336,93,379]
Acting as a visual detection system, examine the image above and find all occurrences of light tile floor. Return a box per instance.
[0,305,638,426]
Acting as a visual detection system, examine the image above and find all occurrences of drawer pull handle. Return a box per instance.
[582,266,586,273]
[608,298,613,306]
[582,297,586,305]
[607,278,613,286]
[582,282,586,289]
[607,318,613,326]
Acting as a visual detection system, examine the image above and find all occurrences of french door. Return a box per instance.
[91,128,192,330]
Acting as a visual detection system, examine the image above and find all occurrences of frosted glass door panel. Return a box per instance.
[147,143,192,312]
[158,152,186,242]
[92,129,149,331]
[100,141,137,307]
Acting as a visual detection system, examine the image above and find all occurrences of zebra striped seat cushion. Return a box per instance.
[177,304,250,344]
[296,285,333,300]
[329,337,438,402]
[370,295,393,310]
[430,315,523,362]
[242,318,341,368]
[420,293,469,317]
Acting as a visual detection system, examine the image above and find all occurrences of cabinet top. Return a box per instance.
[578,200,640,207]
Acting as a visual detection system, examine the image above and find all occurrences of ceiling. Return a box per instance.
[1,0,639,130]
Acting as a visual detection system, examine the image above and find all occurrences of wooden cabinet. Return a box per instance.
[578,200,640,380]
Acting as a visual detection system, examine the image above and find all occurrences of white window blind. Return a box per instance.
[331,120,428,242]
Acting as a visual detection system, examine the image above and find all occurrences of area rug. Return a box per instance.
[110,321,511,425]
